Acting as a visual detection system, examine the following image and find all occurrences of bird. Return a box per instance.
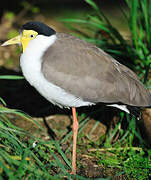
[2,21,151,174]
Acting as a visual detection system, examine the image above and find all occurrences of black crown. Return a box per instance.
[22,21,56,36]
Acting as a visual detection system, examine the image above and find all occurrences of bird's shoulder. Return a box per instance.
[42,32,116,74]
[55,32,112,59]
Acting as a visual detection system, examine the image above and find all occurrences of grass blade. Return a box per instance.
[130,0,139,49]
[0,75,24,80]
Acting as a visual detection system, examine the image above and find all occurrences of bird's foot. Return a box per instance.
[70,170,76,175]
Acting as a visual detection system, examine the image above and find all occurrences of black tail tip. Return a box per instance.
[126,105,142,120]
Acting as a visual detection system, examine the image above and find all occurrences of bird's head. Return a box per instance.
[1,21,56,53]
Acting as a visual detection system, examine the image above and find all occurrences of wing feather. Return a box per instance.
[42,33,151,107]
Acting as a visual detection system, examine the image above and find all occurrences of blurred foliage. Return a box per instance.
[21,1,40,14]
[7,30,18,39]
[4,12,15,21]
[0,0,40,18]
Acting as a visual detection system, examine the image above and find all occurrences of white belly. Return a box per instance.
[20,35,93,108]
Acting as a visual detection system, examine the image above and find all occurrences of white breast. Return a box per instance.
[20,34,93,108]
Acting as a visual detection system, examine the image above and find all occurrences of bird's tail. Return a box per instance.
[107,104,142,120]
[126,105,142,120]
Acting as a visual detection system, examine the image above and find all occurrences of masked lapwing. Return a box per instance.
[2,21,151,174]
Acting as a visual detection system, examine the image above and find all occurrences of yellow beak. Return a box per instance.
[1,35,21,46]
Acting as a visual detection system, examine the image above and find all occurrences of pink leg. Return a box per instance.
[71,107,79,174]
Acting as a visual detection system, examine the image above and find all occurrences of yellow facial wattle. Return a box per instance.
[21,30,38,52]
[1,29,38,53]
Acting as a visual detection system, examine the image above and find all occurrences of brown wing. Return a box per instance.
[42,33,151,107]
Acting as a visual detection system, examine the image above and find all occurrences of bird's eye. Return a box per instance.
[30,34,34,38]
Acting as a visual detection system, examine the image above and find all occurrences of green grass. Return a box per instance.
[1,0,151,179]
[1,102,151,179]
[0,104,110,179]
[89,114,151,179]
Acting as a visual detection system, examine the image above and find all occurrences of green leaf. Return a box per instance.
[0,97,6,106]
[130,0,139,49]
[85,0,99,12]
[0,75,24,80]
